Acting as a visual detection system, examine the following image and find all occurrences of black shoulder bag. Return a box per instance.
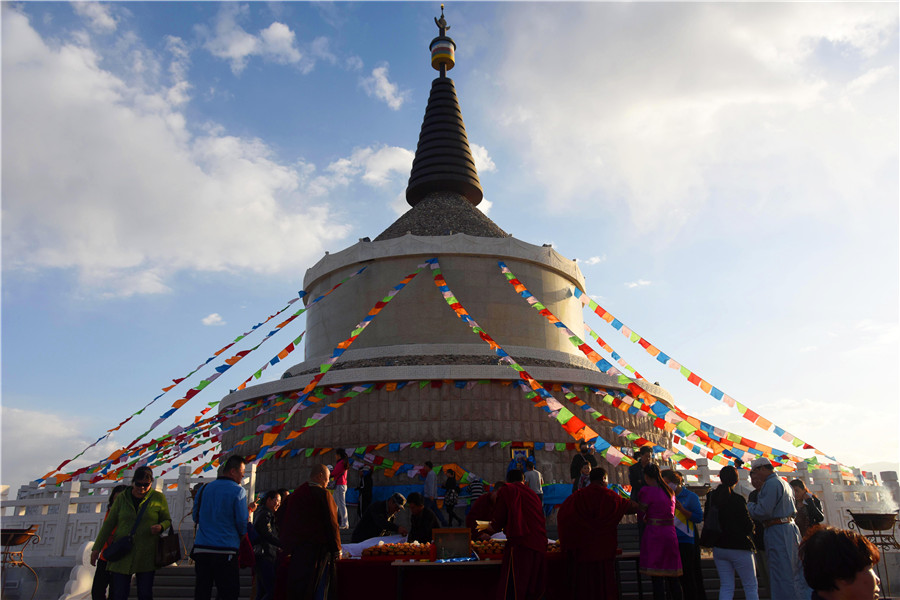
[699,492,722,548]
[103,495,150,562]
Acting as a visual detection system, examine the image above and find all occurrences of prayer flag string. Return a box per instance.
[209,263,427,469]
[498,262,812,469]
[572,287,834,461]
[429,259,633,468]
[40,267,368,484]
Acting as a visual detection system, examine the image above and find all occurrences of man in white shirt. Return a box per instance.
[422,461,447,526]
[524,461,544,506]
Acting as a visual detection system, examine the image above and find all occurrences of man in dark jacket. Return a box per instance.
[627,445,653,499]
[276,465,341,600]
[406,492,440,544]
[252,490,281,600]
[351,493,408,543]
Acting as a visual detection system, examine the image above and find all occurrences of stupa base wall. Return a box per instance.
[222,379,672,493]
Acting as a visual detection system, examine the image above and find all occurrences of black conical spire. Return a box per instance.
[406,6,483,207]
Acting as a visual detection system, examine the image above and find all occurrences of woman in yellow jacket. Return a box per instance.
[91,467,172,600]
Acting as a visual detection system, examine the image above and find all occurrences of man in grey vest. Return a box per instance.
[747,457,811,600]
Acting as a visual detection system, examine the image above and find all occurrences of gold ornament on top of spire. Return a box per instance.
[430,4,456,76]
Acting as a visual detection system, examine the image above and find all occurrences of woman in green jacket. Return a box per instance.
[91,466,172,600]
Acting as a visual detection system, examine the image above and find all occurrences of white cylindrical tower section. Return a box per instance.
[297,235,588,366]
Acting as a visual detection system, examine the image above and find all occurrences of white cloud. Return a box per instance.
[259,22,302,65]
[582,255,607,266]
[202,313,225,326]
[197,5,309,74]
[0,406,121,493]
[363,147,415,187]
[198,5,258,74]
[625,279,652,288]
[470,143,497,173]
[477,198,493,216]
[846,65,895,96]
[490,3,899,232]
[304,145,413,195]
[345,55,363,71]
[2,6,350,297]
[72,2,118,33]
[164,35,191,106]
[389,191,410,217]
[361,64,409,110]
[309,36,338,66]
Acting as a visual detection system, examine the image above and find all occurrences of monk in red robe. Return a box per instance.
[275,464,341,600]
[466,481,505,539]
[557,467,639,599]
[481,470,547,600]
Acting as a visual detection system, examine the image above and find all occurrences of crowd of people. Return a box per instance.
[87,445,879,600]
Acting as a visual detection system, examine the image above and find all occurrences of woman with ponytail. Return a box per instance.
[638,463,684,600]
[707,466,759,600]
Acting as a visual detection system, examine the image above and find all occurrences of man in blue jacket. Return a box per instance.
[193,455,249,600]
[663,469,707,600]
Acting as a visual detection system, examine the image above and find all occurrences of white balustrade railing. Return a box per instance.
[680,459,899,531]
[3,459,897,569]
[0,465,257,568]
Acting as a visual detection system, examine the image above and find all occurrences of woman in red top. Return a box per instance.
[331,449,349,529]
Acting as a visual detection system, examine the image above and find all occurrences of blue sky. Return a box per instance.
[2,2,898,493]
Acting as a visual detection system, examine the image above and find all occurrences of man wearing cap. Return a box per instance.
[480,469,547,600]
[351,493,408,543]
[747,457,810,600]
[276,464,341,599]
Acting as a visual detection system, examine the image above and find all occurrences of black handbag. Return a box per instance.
[103,496,150,562]
[156,525,182,567]
[699,496,722,548]
[806,496,825,525]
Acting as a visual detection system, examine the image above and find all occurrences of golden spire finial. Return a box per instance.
[430,5,455,77]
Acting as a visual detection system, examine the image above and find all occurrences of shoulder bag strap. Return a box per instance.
[129,493,151,537]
